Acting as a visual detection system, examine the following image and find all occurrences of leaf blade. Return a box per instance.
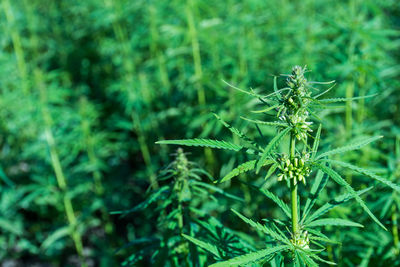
[316,136,382,160]
[307,218,363,228]
[209,245,289,267]
[156,139,243,151]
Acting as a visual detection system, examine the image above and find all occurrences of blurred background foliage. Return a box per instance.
[0,0,399,266]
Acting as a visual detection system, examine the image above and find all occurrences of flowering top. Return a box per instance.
[278,66,313,140]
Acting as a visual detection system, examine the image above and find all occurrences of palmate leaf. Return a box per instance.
[209,245,289,267]
[260,188,291,219]
[219,159,274,183]
[182,234,221,258]
[316,136,382,160]
[324,159,400,193]
[315,163,387,230]
[306,218,363,228]
[305,186,373,224]
[156,139,243,151]
[213,113,263,152]
[231,209,289,244]
[256,127,291,173]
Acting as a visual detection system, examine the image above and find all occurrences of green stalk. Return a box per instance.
[237,27,248,81]
[290,134,299,236]
[2,0,29,94]
[36,70,87,267]
[186,0,205,106]
[345,81,354,135]
[177,181,189,265]
[345,1,356,136]
[185,0,216,172]
[19,1,86,263]
[138,73,168,163]
[132,112,159,189]
[356,71,366,123]
[148,4,171,92]
[392,204,399,254]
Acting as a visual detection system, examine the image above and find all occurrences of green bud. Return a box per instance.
[300,159,304,167]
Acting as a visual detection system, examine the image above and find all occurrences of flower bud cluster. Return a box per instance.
[286,66,308,97]
[174,148,189,176]
[278,66,313,140]
[173,148,192,202]
[277,153,311,185]
[291,230,310,249]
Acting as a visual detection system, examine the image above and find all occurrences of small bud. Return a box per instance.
[300,159,304,167]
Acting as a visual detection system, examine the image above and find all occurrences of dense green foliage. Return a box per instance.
[0,0,399,266]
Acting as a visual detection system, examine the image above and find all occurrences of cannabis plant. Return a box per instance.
[157,66,400,266]
[116,148,244,266]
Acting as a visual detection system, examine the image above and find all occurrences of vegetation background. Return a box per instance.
[0,0,399,266]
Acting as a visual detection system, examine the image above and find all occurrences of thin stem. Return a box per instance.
[2,0,29,94]
[37,70,87,267]
[186,0,205,106]
[22,1,86,264]
[290,134,299,236]
[185,0,216,172]
[392,204,399,254]
[148,4,171,92]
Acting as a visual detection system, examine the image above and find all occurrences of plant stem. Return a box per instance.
[185,0,216,173]
[37,70,87,267]
[290,134,299,236]
[21,1,87,264]
[2,0,29,95]
[392,204,399,254]
[186,0,205,106]
[148,4,171,93]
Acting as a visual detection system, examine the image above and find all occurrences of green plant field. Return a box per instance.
[0,0,399,266]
